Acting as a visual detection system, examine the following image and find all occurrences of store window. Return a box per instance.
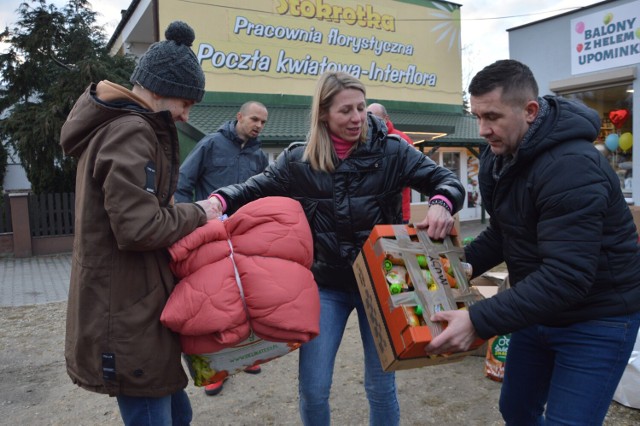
[563,84,634,197]
[467,155,480,209]
[425,148,485,221]
[442,152,460,176]
[429,151,462,181]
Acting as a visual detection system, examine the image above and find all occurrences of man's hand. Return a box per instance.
[424,309,480,355]
[414,204,454,239]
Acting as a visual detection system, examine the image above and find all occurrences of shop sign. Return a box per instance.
[571,0,640,75]
[159,0,462,105]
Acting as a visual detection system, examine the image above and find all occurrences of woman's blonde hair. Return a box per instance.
[303,71,367,172]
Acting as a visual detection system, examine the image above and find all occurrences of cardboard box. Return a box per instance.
[470,271,509,299]
[183,332,301,386]
[353,224,483,371]
[468,271,509,356]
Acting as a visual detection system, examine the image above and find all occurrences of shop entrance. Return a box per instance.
[425,148,483,222]
[563,83,634,202]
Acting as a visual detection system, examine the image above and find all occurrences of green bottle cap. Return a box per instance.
[383,259,393,271]
[389,283,402,294]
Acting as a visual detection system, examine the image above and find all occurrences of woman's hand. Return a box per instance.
[414,204,454,239]
[208,196,224,217]
[195,197,224,220]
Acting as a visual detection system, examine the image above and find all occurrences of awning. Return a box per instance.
[182,103,487,152]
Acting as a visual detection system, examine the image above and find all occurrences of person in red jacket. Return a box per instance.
[367,103,415,223]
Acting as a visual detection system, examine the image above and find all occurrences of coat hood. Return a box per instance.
[217,119,259,145]
[516,96,600,163]
[217,120,238,141]
[60,81,170,158]
[367,112,388,146]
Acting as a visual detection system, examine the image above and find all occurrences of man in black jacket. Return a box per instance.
[425,59,640,425]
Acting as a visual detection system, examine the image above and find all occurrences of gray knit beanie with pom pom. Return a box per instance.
[130,21,205,102]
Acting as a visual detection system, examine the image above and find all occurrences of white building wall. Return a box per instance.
[2,144,31,192]
[509,0,640,203]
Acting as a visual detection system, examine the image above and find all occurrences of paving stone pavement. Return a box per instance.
[0,220,488,307]
[0,253,72,307]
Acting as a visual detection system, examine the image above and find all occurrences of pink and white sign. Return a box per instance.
[571,1,640,75]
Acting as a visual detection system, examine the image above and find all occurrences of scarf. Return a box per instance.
[330,134,356,160]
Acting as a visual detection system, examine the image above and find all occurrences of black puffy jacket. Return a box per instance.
[216,115,465,292]
[466,96,640,339]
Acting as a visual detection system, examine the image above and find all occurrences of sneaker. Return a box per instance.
[243,365,262,374]
[204,377,227,396]
[203,367,260,396]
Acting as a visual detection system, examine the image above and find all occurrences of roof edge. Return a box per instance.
[107,0,142,51]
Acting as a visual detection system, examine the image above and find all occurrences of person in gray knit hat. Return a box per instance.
[61,20,215,426]
[130,20,205,102]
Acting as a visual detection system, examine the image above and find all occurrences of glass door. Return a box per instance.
[427,149,483,221]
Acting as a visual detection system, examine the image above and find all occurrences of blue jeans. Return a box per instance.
[116,389,192,426]
[298,287,400,426]
[500,311,640,425]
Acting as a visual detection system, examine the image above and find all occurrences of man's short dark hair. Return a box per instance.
[468,59,538,106]
[239,101,267,114]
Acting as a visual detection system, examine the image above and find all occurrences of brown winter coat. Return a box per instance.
[60,81,206,397]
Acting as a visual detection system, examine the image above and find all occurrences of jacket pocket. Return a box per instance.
[110,284,164,342]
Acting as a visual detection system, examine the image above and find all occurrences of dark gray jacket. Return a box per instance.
[215,115,465,292]
[466,96,640,339]
[175,120,268,202]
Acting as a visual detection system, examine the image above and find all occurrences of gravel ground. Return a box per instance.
[1,301,639,425]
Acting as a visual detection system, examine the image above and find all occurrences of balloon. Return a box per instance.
[619,132,633,152]
[609,109,629,129]
[575,21,585,34]
[605,133,619,151]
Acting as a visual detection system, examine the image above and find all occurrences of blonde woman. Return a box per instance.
[208,71,464,425]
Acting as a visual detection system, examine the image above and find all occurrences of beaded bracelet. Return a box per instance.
[429,198,452,213]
